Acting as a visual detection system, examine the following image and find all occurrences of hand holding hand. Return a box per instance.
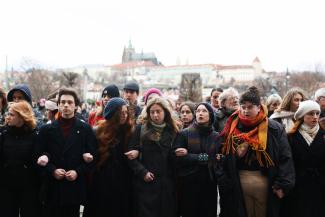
[144,172,155,182]
[82,153,94,163]
[53,169,66,180]
[37,155,49,166]
[65,170,78,181]
[175,148,188,157]
[272,186,285,199]
[125,150,139,160]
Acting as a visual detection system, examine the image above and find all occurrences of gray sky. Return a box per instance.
[1,0,325,72]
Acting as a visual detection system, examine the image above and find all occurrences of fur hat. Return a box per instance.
[294,100,320,120]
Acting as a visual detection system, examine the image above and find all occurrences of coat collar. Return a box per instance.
[51,118,84,153]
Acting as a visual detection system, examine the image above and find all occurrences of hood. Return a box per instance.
[7,84,32,104]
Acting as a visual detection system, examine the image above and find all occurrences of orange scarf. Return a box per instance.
[222,105,274,167]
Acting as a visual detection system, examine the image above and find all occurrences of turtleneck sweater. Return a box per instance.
[58,116,75,138]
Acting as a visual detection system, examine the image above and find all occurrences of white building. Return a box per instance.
[216,57,265,83]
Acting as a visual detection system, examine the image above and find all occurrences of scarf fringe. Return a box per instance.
[222,105,274,167]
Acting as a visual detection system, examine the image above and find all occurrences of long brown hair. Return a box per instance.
[287,119,303,136]
[278,87,307,112]
[141,97,179,141]
[96,106,134,168]
[0,88,7,114]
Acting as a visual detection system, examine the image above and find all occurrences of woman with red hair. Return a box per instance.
[84,97,134,217]
[0,101,40,217]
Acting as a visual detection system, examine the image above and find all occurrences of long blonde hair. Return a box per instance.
[8,101,37,129]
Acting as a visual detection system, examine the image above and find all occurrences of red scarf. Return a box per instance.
[221,105,274,167]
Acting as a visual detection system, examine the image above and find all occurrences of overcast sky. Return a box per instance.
[1,0,325,72]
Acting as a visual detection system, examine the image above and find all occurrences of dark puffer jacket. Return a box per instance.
[218,119,295,217]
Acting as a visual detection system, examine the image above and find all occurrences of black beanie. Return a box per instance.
[102,84,120,98]
[103,97,127,120]
[195,102,216,125]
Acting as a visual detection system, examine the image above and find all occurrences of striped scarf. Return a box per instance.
[221,105,274,167]
[188,122,215,154]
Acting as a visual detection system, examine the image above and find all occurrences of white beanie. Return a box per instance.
[315,88,325,100]
[45,100,58,111]
[294,100,320,120]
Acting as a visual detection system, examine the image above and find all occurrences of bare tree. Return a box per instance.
[252,76,272,96]
[289,71,325,97]
[62,72,79,87]
[56,71,83,101]
[26,69,58,101]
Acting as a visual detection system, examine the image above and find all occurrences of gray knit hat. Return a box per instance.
[315,88,325,100]
[124,80,140,93]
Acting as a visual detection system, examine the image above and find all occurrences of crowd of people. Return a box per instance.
[0,80,324,217]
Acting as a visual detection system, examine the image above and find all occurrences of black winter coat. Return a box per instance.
[281,128,325,217]
[218,119,295,217]
[0,126,40,188]
[83,133,133,217]
[128,124,177,217]
[173,123,220,178]
[214,108,235,133]
[173,123,221,217]
[36,118,97,206]
[0,126,41,216]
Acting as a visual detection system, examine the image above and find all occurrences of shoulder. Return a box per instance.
[135,124,142,131]
[316,127,325,139]
[270,110,294,119]
[215,109,226,119]
[0,126,8,136]
[268,118,285,135]
[39,121,56,132]
[76,118,92,130]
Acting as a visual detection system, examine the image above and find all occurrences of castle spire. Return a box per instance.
[128,39,133,49]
